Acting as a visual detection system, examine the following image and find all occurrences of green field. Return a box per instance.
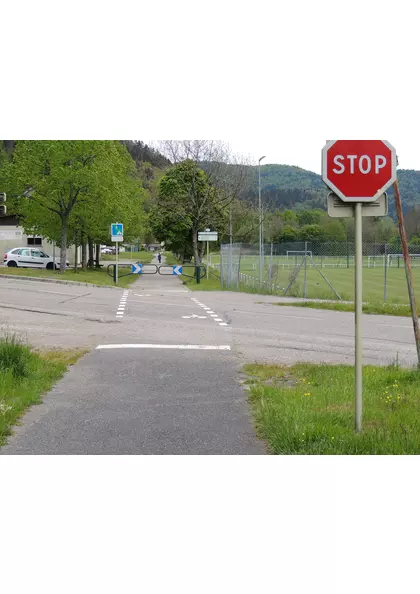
[207,254,418,304]
[245,362,420,455]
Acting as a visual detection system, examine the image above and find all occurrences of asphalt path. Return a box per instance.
[1,257,418,454]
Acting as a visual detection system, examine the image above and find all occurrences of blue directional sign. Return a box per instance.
[132,263,143,275]
[111,223,124,242]
[173,265,183,276]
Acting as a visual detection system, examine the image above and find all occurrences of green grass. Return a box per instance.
[245,363,420,455]
[272,301,415,317]
[0,336,87,446]
[163,252,181,266]
[209,254,419,304]
[102,251,154,263]
[0,266,139,288]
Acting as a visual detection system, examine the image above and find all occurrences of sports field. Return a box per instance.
[208,254,418,303]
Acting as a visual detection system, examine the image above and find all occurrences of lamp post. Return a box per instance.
[259,156,266,287]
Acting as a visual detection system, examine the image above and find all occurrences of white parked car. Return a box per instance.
[3,247,69,270]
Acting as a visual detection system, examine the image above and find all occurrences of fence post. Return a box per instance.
[268,243,273,293]
[304,241,308,299]
[220,247,224,288]
[384,243,388,303]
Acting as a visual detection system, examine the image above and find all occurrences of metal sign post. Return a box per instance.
[198,230,218,281]
[111,223,124,285]
[323,140,397,433]
[354,203,363,432]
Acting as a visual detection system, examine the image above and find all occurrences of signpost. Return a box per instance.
[111,223,124,284]
[323,140,397,433]
[327,193,388,218]
[198,230,218,280]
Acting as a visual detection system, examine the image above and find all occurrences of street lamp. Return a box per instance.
[259,156,266,287]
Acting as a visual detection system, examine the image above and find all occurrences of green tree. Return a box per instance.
[8,141,143,271]
[153,160,227,264]
[299,224,325,242]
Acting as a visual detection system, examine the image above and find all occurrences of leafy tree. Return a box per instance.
[152,160,227,263]
[299,224,325,242]
[7,141,143,271]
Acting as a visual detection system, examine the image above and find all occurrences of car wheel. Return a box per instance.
[7,260,18,268]
[46,262,54,270]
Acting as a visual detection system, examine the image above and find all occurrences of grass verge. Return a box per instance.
[0,266,138,288]
[101,251,154,263]
[271,300,414,317]
[245,362,420,455]
[0,336,87,446]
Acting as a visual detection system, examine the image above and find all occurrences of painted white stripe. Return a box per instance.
[219,323,228,326]
[210,314,218,317]
[207,311,215,314]
[214,318,223,322]
[96,344,231,351]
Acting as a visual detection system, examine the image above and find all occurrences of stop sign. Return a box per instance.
[322,140,397,203]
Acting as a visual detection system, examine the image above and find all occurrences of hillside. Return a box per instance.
[251,164,420,216]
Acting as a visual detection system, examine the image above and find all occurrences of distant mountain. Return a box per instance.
[250,164,420,216]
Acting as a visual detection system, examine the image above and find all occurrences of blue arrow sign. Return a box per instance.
[132,263,143,275]
[173,265,183,276]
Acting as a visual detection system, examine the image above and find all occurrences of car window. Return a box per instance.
[11,249,21,254]
[31,250,42,257]
[19,249,30,257]
[40,251,50,258]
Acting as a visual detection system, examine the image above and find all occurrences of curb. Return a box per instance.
[0,274,123,290]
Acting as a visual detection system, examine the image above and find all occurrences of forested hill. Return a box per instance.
[252,164,420,216]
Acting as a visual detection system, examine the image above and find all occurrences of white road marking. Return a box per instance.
[134,294,152,298]
[182,314,208,319]
[219,323,228,326]
[210,314,218,317]
[214,318,223,322]
[97,344,231,351]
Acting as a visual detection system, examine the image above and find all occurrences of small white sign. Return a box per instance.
[198,232,218,242]
[328,193,388,219]
[0,230,22,240]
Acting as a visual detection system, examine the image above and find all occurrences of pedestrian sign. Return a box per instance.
[111,223,124,243]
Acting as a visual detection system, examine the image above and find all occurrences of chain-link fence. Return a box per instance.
[207,241,420,304]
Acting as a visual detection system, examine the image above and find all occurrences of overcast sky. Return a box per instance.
[5,0,419,176]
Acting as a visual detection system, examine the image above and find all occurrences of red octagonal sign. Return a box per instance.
[322,140,397,203]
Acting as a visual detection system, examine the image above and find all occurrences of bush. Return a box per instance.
[0,335,32,378]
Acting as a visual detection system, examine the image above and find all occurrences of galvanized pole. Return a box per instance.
[304,241,308,299]
[115,241,119,285]
[259,162,262,287]
[393,179,420,367]
[207,240,209,281]
[384,243,388,303]
[258,156,266,288]
[355,203,363,433]
[268,242,273,293]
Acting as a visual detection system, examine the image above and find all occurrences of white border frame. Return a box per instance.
[322,140,397,203]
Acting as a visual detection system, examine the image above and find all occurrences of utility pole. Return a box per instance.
[259,156,266,287]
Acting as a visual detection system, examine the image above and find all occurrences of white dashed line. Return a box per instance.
[189,297,228,327]
[116,291,129,319]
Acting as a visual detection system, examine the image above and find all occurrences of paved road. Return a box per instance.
[1,259,418,454]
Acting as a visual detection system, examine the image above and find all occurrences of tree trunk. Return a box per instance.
[88,237,94,267]
[95,243,101,268]
[192,229,200,264]
[60,215,69,273]
[81,232,87,270]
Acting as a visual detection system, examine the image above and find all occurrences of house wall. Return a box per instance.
[0,225,80,264]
